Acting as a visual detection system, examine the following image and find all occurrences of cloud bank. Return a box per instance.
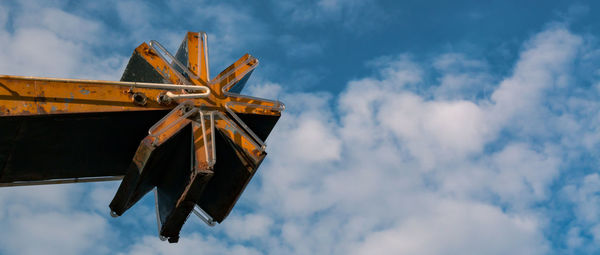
[0,1,599,255]
[122,24,599,255]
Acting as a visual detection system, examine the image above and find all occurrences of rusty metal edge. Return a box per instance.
[0,175,124,187]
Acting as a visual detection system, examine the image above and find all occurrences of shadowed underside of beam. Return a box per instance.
[0,110,169,184]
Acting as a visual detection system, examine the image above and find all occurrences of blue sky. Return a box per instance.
[1,1,600,254]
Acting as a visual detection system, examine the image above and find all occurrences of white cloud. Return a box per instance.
[0,185,112,255]
[0,28,86,77]
[0,185,76,217]
[0,1,599,254]
[490,25,582,126]
[123,234,261,255]
[222,213,273,241]
[239,24,597,254]
[563,174,600,242]
[0,212,110,255]
[431,53,493,100]
[246,82,282,99]
[116,1,152,30]
[88,182,121,214]
[0,2,124,79]
[15,8,104,45]
[352,199,548,255]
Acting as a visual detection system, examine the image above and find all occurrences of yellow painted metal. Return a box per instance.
[193,112,216,171]
[134,43,189,85]
[0,47,280,118]
[0,75,174,116]
[0,31,283,174]
[213,112,264,165]
[1,32,285,241]
[148,103,195,146]
[182,32,210,82]
[135,41,282,116]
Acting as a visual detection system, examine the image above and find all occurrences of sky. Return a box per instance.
[0,0,600,254]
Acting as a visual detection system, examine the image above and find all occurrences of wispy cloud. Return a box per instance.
[270,0,389,31]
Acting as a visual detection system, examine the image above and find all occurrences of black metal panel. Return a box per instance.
[110,124,214,243]
[196,129,264,222]
[157,153,213,242]
[121,52,168,83]
[228,70,253,94]
[110,124,192,216]
[155,125,193,223]
[0,110,169,183]
[236,113,280,142]
[174,37,190,79]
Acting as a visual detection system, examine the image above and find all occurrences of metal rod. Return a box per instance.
[214,111,265,161]
[149,40,200,80]
[0,176,124,187]
[209,111,216,166]
[193,205,216,226]
[216,55,285,111]
[200,111,210,166]
[149,107,198,146]
[0,75,210,91]
[148,101,195,135]
[224,103,266,150]
[165,91,210,99]
[212,56,256,85]
[200,32,210,82]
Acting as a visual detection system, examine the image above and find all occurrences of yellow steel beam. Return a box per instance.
[0,76,180,116]
[0,31,286,243]
[182,32,210,82]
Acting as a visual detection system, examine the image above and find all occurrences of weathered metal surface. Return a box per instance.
[175,32,210,82]
[0,31,283,243]
[109,32,283,242]
[0,76,171,116]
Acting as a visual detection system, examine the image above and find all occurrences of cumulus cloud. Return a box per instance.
[0,185,112,255]
[0,1,599,254]
[0,2,124,79]
[233,24,599,254]
[431,53,493,100]
[122,234,261,255]
[222,213,273,241]
[351,199,548,255]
